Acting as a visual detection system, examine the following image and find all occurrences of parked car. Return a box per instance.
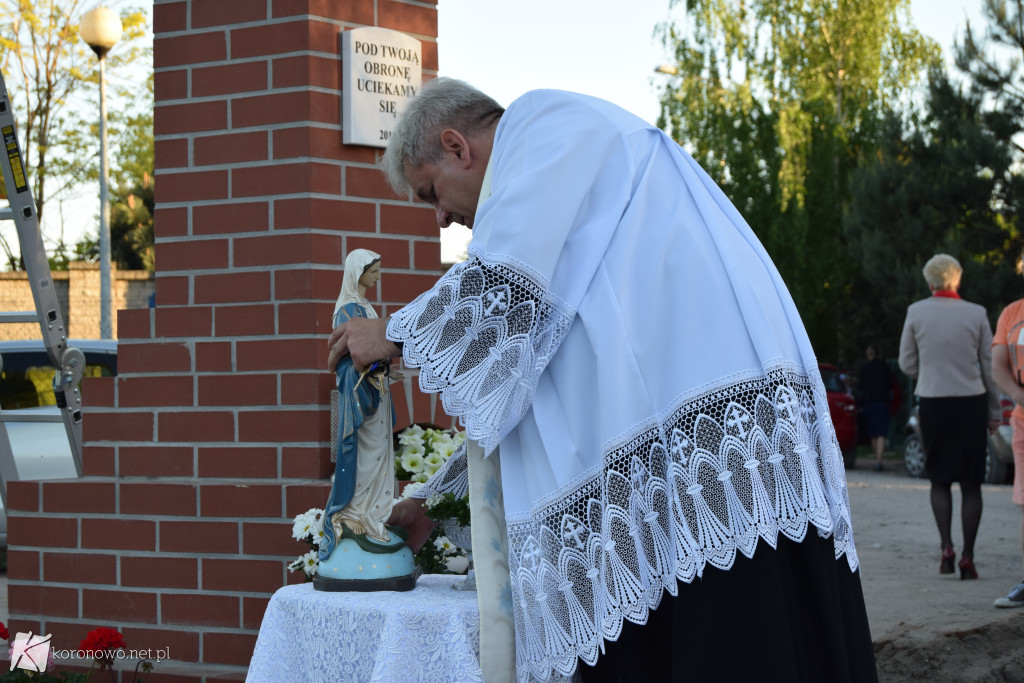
[819,363,858,467]
[903,397,1015,484]
[0,339,117,546]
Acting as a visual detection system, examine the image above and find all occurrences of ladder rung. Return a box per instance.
[0,411,63,423]
[0,311,38,323]
[0,76,84,492]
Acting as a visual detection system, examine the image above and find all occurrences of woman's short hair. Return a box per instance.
[380,77,504,196]
[922,254,962,290]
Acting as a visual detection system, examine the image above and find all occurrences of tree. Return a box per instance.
[948,0,1024,322]
[956,0,1024,134]
[843,72,1023,358]
[74,73,154,270]
[74,168,153,270]
[656,0,939,360]
[0,0,148,268]
[108,105,154,271]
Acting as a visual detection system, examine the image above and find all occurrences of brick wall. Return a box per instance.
[6,2,441,680]
[0,264,154,340]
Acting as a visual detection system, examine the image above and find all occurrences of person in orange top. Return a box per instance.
[990,251,1024,608]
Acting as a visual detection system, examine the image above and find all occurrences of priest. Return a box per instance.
[327,77,876,682]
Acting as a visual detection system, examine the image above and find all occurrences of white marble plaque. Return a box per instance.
[341,27,422,148]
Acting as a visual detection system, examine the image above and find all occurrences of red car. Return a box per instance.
[819,363,858,467]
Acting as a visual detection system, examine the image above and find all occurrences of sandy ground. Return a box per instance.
[848,456,1024,682]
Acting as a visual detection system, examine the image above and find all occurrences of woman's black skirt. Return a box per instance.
[862,399,891,439]
[918,394,988,484]
[578,533,877,682]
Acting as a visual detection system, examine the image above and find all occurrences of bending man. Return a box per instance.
[328,78,876,682]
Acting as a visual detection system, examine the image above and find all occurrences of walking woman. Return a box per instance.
[899,254,1002,579]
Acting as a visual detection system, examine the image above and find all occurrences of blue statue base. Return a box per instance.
[313,525,418,592]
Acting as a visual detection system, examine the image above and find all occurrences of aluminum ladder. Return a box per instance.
[0,72,86,508]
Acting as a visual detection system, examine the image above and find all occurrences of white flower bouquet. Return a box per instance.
[287,508,325,580]
[397,489,471,574]
[395,424,465,483]
[393,425,471,574]
[284,427,470,578]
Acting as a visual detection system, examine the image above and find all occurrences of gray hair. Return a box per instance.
[922,253,962,290]
[380,77,504,195]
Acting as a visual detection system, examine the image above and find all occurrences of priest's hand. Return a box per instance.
[326,317,400,371]
[388,497,435,553]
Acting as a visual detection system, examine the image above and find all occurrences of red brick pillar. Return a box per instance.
[6,1,440,679]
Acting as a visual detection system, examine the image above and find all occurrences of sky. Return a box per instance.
[438,0,987,121]
[435,0,989,261]
[48,1,990,263]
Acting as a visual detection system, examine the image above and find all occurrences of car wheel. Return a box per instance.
[985,444,1010,484]
[903,434,927,478]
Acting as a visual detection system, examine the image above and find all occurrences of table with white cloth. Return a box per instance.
[246,574,482,682]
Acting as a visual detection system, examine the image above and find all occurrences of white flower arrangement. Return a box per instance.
[424,452,446,472]
[394,424,465,482]
[283,427,469,579]
[287,508,324,580]
[410,490,471,575]
[393,425,470,575]
[400,448,425,474]
[398,481,426,500]
[433,535,456,553]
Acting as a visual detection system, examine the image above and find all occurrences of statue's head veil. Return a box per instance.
[334,249,381,318]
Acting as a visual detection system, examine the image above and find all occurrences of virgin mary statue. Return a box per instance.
[313,249,416,592]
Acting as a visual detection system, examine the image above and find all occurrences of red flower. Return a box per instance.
[0,621,8,640]
[78,627,126,660]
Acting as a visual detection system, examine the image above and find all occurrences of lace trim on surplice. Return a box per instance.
[506,364,857,682]
[389,254,857,681]
[388,252,574,455]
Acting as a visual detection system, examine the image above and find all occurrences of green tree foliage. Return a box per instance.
[74,73,153,270]
[0,0,148,269]
[656,0,940,360]
[949,0,1024,322]
[109,121,154,271]
[76,169,153,270]
[843,72,1023,359]
[956,0,1024,124]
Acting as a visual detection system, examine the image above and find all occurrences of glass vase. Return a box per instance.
[442,520,476,591]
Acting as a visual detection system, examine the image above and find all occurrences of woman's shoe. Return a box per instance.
[940,547,956,574]
[959,555,979,580]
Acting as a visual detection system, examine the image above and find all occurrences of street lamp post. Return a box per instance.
[80,7,122,340]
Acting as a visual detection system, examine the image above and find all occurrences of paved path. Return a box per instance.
[847,457,1024,681]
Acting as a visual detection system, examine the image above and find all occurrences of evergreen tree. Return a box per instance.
[656,0,939,359]
[956,0,1024,119]
[843,72,1022,359]
[952,0,1024,316]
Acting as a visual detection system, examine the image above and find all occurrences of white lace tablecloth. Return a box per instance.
[246,574,483,682]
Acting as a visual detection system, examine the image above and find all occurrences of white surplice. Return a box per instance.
[388,90,858,682]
